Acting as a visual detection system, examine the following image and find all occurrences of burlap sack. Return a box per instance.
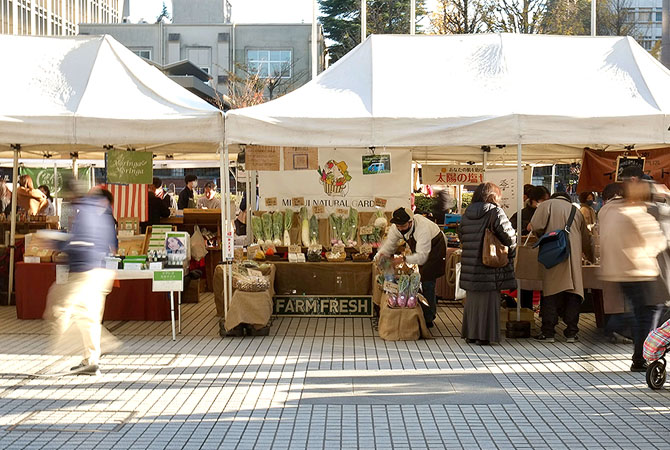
[224,290,273,331]
[378,294,431,341]
[213,264,276,317]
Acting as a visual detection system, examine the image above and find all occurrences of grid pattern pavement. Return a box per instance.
[0,295,669,449]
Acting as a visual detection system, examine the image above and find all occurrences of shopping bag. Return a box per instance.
[191,225,208,262]
[514,236,543,281]
[454,262,466,300]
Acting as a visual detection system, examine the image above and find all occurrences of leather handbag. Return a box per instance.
[482,211,509,268]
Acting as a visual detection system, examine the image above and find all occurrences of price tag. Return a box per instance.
[374,197,388,208]
[234,247,244,261]
[312,204,325,214]
[248,244,260,259]
[332,244,345,254]
[288,244,302,254]
[359,226,374,235]
[336,208,349,215]
[383,281,399,294]
[149,262,163,271]
[292,197,305,207]
[265,197,277,207]
[248,269,263,278]
[360,243,373,255]
[23,256,40,264]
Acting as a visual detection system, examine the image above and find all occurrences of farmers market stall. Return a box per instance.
[224,33,670,333]
[0,34,226,333]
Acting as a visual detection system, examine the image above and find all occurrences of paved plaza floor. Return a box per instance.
[0,294,669,449]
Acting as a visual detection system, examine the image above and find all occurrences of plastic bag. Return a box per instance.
[191,225,208,262]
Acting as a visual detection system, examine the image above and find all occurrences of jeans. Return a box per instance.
[540,291,581,338]
[620,282,657,365]
[421,280,437,325]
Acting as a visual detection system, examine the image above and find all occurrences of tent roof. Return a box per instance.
[226,33,670,162]
[0,35,224,157]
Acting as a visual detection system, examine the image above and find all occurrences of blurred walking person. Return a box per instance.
[459,182,517,345]
[42,181,119,376]
[599,177,667,371]
[530,192,593,343]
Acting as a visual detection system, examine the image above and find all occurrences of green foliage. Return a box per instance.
[414,193,437,215]
[319,0,427,63]
[461,192,473,211]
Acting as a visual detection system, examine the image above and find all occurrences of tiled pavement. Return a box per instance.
[0,295,669,449]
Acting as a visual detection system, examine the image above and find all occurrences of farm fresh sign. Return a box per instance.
[105,150,153,184]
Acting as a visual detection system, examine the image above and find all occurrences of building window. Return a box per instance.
[247,49,292,79]
[656,12,663,22]
[199,66,210,74]
[1,0,15,34]
[133,49,152,60]
[18,0,31,35]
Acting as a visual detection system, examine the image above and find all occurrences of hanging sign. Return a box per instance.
[284,147,319,170]
[422,165,484,185]
[484,168,518,218]
[246,146,281,171]
[615,156,645,182]
[259,148,411,213]
[105,150,153,184]
[577,148,670,192]
[20,167,92,194]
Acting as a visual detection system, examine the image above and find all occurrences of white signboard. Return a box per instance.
[484,168,518,218]
[258,148,411,212]
[422,165,484,185]
[152,269,184,292]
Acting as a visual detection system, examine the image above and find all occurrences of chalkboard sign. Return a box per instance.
[615,156,645,182]
[105,150,153,184]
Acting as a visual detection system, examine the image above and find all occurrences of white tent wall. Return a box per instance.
[0,35,226,305]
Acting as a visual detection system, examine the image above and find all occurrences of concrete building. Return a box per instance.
[79,0,325,98]
[0,0,123,35]
[627,0,663,50]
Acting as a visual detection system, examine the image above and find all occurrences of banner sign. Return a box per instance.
[484,168,518,218]
[105,150,153,185]
[422,165,484,185]
[20,167,92,194]
[577,148,670,192]
[258,148,411,212]
[273,296,373,317]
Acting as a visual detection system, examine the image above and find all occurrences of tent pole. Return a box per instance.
[246,169,253,246]
[224,143,233,312]
[8,145,19,306]
[516,143,523,322]
[219,144,229,320]
[410,0,416,35]
[550,164,556,194]
[53,163,59,217]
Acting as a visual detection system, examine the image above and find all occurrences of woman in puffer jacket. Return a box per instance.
[458,182,517,345]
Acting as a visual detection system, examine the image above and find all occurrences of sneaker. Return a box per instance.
[70,363,100,376]
[533,334,555,343]
[611,332,633,345]
[566,335,579,343]
[630,362,648,372]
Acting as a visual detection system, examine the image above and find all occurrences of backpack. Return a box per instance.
[533,205,577,269]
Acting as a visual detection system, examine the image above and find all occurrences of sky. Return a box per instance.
[129,0,437,28]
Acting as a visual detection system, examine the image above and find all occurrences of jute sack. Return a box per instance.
[378,293,431,341]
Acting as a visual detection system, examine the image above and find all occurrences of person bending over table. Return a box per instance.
[377,207,447,328]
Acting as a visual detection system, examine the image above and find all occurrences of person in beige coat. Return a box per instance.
[529,192,593,343]
[599,179,667,371]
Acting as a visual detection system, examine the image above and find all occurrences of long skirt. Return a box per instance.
[461,290,500,342]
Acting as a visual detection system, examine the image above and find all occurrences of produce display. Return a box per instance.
[283,209,293,246]
[309,214,319,246]
[345,208,358,247]
[262,213,273,245]
[252,216,264,244]
[272,211,283,246]
[329,213,346,246]
[376,254,420,308]
[300,207,310,247]
[360,210,388,248]
[233,261,272,292]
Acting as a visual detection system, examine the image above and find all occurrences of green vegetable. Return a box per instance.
[398,274,411,296]
[300,207,310,246]
[309,214,319,245]
[284,209,293,232]
[346,207,359,244]
[262,213,273,244]
[251,216,264,243]
[409,273,421,297]
[272,212,284,245]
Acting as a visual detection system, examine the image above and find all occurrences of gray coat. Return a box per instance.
[458,202,517,291]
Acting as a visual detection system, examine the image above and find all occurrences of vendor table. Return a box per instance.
[269,261,373,296]
[15,262,183,339]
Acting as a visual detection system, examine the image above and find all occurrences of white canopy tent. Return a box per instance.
[226,33,670,163]
[0,35,227,306]
[226,33,670,321]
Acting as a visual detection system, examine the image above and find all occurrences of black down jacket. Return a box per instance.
[458,202,517,291]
